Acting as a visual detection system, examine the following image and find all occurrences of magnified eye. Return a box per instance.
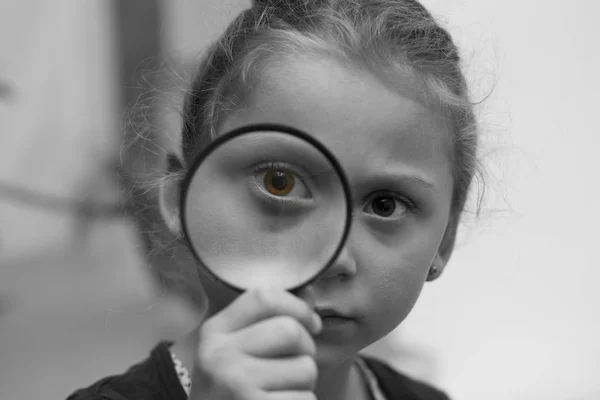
[252,163,312,201]
[264,168,295,196]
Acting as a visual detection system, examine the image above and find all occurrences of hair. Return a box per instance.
[131,0,485,300]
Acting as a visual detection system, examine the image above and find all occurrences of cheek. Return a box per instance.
[354,229,437,331]
[366,260,429,326]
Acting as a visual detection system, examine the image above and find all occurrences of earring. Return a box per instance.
[428,265,439,278]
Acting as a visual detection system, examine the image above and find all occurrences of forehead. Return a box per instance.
[221,56,453,189]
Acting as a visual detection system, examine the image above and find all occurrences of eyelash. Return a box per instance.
[252,161,307,183]
[253,160,294,173]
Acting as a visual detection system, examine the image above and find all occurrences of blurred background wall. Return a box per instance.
[1,1,598,399]
[0,1,179,399]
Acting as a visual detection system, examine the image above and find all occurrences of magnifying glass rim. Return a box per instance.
[179,123,353,293]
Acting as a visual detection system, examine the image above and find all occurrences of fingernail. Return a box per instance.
[312,313,322,334]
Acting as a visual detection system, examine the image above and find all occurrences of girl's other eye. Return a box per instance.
[364,193,414,220]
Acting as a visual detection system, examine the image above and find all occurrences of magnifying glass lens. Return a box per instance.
[181,127,350,291]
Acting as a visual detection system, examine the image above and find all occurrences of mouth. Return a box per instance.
[315,308,358,332]
[315,307,356,321]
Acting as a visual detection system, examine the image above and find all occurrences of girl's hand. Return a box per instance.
[189,287,323,400]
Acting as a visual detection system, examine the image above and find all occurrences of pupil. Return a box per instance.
[372,197,395,216]
[271,171,288,190]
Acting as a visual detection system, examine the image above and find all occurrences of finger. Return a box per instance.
[291,285,316,309]
[235,316,316,357]
[266,391,317,400]
[247,355,318,391]
[205,287,321,334]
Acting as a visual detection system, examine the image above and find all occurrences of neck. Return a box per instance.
[315,356,360,400]
[172,327,366,400]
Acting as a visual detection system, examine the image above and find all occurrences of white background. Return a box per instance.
[0,1,598,399]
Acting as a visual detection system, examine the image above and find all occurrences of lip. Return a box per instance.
[315,307,355,320]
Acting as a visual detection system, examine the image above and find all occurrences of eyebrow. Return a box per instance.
[368,170,438,193]
[311,167,438,193]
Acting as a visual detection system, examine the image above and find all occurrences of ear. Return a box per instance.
[427,212,459,282]
[158,154,186,235]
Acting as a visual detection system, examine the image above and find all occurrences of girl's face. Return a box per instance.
[198,56,455,367]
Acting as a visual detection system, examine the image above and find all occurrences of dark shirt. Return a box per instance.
[66,342,450,400]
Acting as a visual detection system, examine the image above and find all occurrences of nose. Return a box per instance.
[315,243,357,282]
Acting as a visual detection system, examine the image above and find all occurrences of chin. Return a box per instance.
[315,348,353,370]
[314,337,363,370]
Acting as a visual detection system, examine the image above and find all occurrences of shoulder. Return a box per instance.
[362,356,452,400]
[65,342,187,400]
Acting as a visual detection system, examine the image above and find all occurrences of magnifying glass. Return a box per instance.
[180,124,352,293]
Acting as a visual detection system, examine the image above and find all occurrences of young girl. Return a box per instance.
[69,0,481,399]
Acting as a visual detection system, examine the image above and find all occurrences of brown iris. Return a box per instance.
[264,168,295,196]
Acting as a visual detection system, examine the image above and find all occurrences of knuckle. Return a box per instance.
[210,357,248,388]
[253,287,280,311]
[197,336,230,368]
[298,355,318,382]
[278,316,303,342]
[305,336,317,356]
[200,318,218,335]
[194,342,253,398]
[196,340,213,364]
[220,363,245,385]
